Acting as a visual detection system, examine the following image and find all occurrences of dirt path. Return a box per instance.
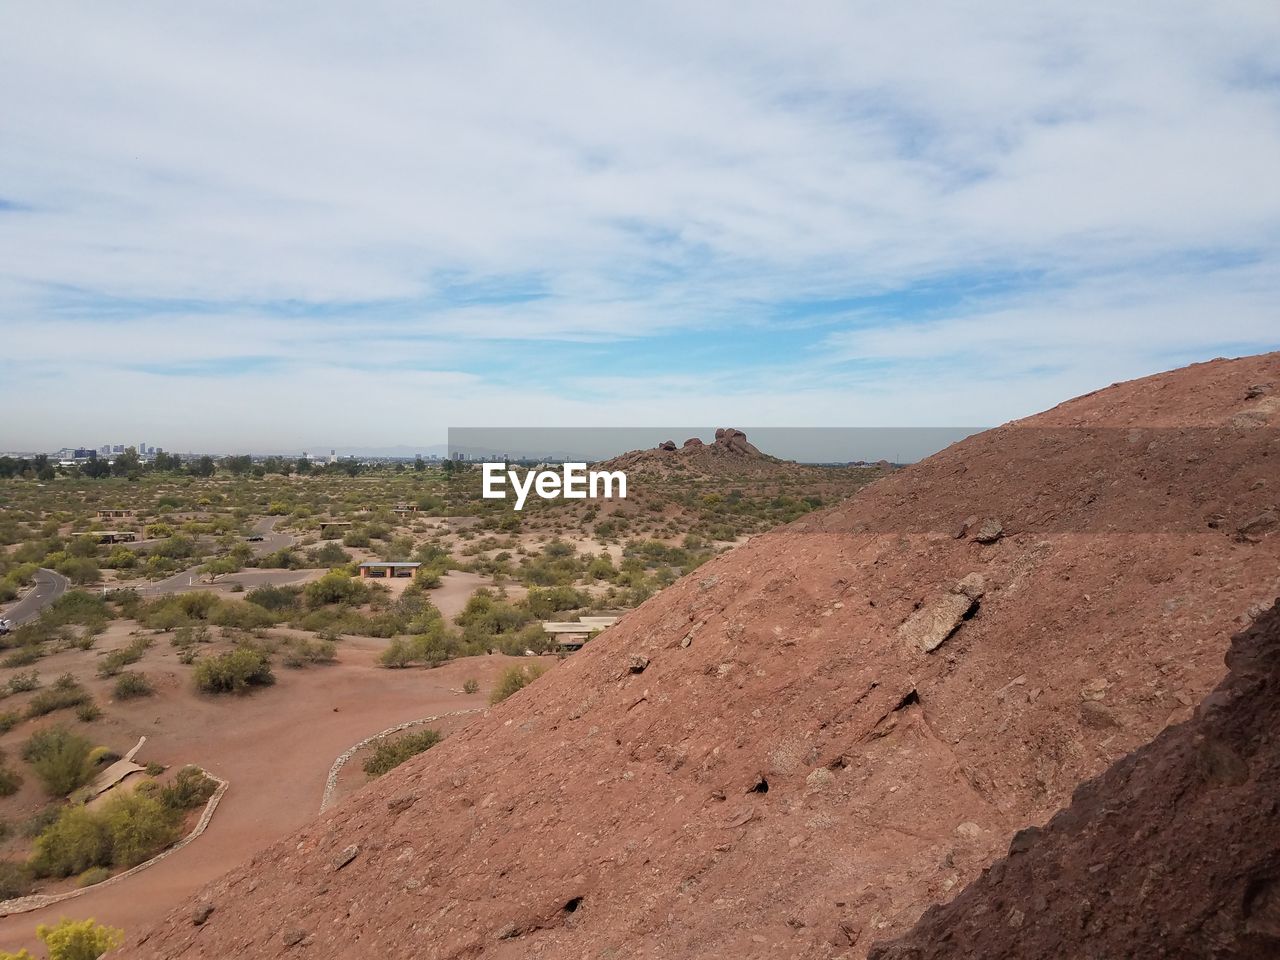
[0,640,525,951]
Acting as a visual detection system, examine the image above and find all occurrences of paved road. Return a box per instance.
[2,568,70,626]
[248,515,294,558]
[143,516,299,596]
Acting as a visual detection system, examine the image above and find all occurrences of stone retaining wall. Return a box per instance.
[319,709,482,813]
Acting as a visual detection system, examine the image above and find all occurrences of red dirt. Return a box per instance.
[869,598,1280,960]
[0,638,533,953]
[132,353,1280,959]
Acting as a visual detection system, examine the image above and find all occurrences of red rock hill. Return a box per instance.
[136,353,1280,959]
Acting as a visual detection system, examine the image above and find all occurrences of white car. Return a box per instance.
[0,618,12,635]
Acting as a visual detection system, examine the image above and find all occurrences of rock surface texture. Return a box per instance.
[869,599,1280,960]
[134,354,1280,959]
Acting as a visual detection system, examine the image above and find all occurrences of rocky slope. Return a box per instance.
[133,353,1280,959]
[869,599,1280,960]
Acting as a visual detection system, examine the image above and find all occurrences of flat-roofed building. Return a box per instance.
[358,561,421,579]
[91,530,138,544]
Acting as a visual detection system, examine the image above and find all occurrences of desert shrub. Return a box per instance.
[113,671,154,700]
[137,591,218,630]
[25,674,91,718]
[192,646,274,694]
[33,917,123,960]
[489,663,547,705]
[159,766,217,810]
[255,547,301,569]
[75,702,102,723]
[304,571,370,608]
[96,636,152,677]
[0,755,21,796]
[492,622,555,657]
[54,557,100,585]
[144,761,165,777]
[2,646,45,668]
[462,677,479,694]
[100,789,181,867]
[206,600,274,630]
[341,529,371,548]
[77,865,111,887]
[0,711,21,733]
[21,806,60,839]
[245,584,301,612]
[0,860,32,900]
[22,727,96,796]
[29,805,111,876]
[30,786,182,878]
[521,585,590,618]
[149,535,196,560]
[362,729,442,778]
[280,637,337,668]
[377,628,468,669]
[7,671,40,694]
[455,589,533,644]
[307,541,351,566]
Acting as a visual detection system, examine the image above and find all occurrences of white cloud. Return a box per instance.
[0,1,1278,448]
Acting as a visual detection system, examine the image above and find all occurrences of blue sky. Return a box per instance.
[1,1,1278,452]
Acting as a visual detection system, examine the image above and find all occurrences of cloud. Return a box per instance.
[0,1,1278,449]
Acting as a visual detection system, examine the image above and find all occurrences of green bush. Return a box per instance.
[244,584,301,612]
[0,756,21,797]
[33,916,123,960]
[30,788,180,877]
[489,663,548,705]
[304,571,370,608]
[362,729,443,778]
[462,677,479,695]
[0,860,32,900]
[77,865,110,887]
[29,805,111,876]
[22,727,96,796]
[75,702,102,723]
[113,671,154,700]
[101,789,181,868]
[96,636,152,677]
[6,670,40,694]
[25,674,91,718]
[280,637,337,668]
[159,766,217,810]
[192,646,275,694]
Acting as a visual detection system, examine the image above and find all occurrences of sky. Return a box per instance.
[1,1,1278,453]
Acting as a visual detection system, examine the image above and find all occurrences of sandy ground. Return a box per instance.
[0,628,534,951]
[428,570,527,620]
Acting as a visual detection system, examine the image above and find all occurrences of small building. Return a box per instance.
[92,530,138,544]
[96,509,134,520]
[541,617,619,651]
[317,520,353,538]
[392,504,420,514]
[358,561,422,579]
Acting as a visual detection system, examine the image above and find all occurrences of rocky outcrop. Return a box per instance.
[870,599,1280,960]
[599,428,790,478]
